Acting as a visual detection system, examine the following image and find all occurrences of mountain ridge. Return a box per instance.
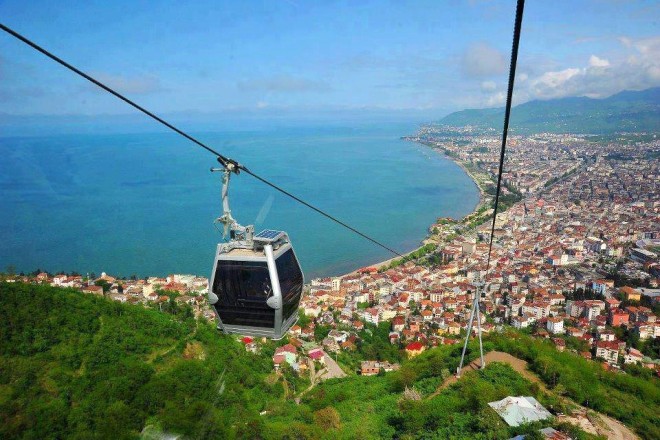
[440,87,660,133]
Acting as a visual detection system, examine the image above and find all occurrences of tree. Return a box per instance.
[296,310,311,329]
[95,280,111,294]
[314,325,331,341]
[313,407,341,430]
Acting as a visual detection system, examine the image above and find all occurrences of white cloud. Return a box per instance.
[462,43,507,78]
[529,68,582,98]
[481,80,497,92]
[486,91,506,107]
[631,36,660,56]
[484,36,660,103]
[589,55,610,67]
[618,36,632,47]
[648,65,660,82]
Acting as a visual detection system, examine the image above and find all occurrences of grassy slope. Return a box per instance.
[488,331,660,439]
[1,283,658,439]
[268,344,600,440]
[0,282,285,439]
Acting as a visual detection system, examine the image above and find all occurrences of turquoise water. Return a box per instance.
[0,123,479,279]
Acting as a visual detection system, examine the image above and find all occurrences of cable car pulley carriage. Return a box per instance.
[207,158,304,339]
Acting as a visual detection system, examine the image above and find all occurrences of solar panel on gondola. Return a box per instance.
[207,164,304,339]
[255,229,283,240]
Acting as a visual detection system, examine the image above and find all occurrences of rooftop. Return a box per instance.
[488,396,553,427]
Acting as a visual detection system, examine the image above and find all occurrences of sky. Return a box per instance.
[0,0,659,120]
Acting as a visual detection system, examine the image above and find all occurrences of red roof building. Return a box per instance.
[392,315,405,332]
[358,267,378,274]
[405,341,425,358]
[608,309,630,327]
[308,348,325,361]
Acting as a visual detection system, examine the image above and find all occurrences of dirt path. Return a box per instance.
[426,351,638,440]
[295,355,346,404]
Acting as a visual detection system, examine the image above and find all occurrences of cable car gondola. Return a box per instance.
[208,161,304,339]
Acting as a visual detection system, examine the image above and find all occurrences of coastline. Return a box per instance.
[445,152,487,209]
[334,139,486,279]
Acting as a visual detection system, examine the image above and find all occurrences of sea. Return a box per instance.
[0,122,479,279]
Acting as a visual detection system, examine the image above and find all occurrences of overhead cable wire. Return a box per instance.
[0,24,231,164]
[0,22,404,258]
[484,0,525,276]
[457,0,525,376]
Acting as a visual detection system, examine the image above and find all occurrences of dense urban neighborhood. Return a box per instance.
[4,129,659,383]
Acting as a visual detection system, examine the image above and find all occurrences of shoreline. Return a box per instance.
[334,139,487,279]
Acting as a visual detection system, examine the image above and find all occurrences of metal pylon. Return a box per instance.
[457,279,485,377]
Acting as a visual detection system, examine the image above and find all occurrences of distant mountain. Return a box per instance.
[440,87,660,133]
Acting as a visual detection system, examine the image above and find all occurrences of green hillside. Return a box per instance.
[1,282,658,439]
[0,282,284,439]
[440,87,660,133]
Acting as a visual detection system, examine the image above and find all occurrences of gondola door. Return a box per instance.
[211,255,276,331]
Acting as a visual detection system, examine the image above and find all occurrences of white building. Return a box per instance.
[546,317,564,334]
[362,308,380,325]
[512,315,530,329]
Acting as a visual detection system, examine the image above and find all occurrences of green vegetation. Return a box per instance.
[277,342,600,440]
[93,279,111,293]
[1,283,658,439]
[607,267,654,289]
[613,325,660,360]
[334,322,403,373]
[489,330,660,439]
[484,183,522,213]
[383,243,437,270]
[0,282,288,439]
[150,289,196,320]
[544,167,579,188]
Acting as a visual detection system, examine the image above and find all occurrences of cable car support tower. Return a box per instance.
[457,278,486,377]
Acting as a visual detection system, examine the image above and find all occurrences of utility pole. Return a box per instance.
[457,278,486,377]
